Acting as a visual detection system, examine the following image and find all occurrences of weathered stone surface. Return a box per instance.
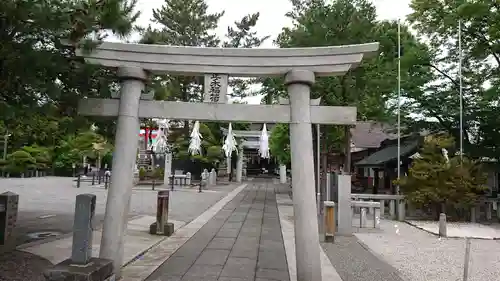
[149,222,174,236]
[43,258,113,281]
[71,194,96,265]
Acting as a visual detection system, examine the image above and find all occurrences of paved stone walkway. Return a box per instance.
[145,181,290,281]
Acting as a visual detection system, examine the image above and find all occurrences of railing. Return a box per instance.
[351,194,406,221]
[470,198,500,222]
[351,200,382,228]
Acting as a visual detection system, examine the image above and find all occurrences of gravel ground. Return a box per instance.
[321,236,404,281]
[0,251,52,281]
[355,219,500,281]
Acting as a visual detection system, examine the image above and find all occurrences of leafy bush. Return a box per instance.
[153,167,164,180]
[5,150,36,174]
[138,167,146,180]
[396,134,488,216]
[22,145,51,169]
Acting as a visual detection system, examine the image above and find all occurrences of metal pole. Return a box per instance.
[458,20,463,160]
[462,237,471,281]
[396,19,401,194]
[3,133,8,160]
[316,123,321,215]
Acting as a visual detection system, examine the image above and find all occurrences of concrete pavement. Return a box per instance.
[2,176,405,281]
[0,177,238,246]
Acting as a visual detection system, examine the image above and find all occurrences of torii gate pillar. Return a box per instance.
[99,67,145,276]
[285,70,322,281]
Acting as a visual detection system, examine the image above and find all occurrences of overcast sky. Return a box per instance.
[109,0,413,103]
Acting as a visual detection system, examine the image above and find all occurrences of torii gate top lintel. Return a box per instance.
[77,41,379,77]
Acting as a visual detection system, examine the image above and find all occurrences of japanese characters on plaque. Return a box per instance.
[204,74,228,103]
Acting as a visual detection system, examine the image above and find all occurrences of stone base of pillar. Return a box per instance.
[149,222,175,236]
[44,258,114,281]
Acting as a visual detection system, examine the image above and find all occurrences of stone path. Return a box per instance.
[145,181,290,281]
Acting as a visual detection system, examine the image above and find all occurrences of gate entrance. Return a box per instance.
[77,42,379,281]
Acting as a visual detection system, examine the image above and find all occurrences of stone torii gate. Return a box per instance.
[76,42,379,281]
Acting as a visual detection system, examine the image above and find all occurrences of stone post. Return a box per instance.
[163,153,172,185]
[285,70,322,281]
[236,147,243,183]
[71,194,96,265]
[360,208,367,228]
[44,194,114,281]
[149,191,174,236]
[486,202,492,221]
[438,213,447,237]
[226,157,231,175]
[201,169,209,189]
[279,164,287,184]
[397,200,406,221]
[210,168,217,185]
[336,174,352,235]
[470,207,477,223]
[99,67,145,277]
[0,191,18,247]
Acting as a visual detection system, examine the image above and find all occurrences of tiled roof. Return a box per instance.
[350,122,397,149]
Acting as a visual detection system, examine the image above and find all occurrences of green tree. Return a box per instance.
[173,123,222,164]
[397,134,488,219]
[269,124,291,166]
[0,0,139,152]
[53,131,111,169]
[407,0,500,160]
[4,150,36,175]
[266,0,433,164]
[22,145,52,170]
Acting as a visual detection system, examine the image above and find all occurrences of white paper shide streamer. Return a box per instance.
[222,123,238,158]
[259,124,270,159]
[152,119,169,155]
[188,121,203,156]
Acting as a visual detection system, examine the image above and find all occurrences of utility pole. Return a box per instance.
[3,132,10,160]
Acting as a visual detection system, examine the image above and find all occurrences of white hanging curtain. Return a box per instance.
[259,124,270,159]
[152,119,169,155]
[222,123,238,158]
[188,121,203,156]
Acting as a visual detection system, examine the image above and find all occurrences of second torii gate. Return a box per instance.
[77,41,379,281]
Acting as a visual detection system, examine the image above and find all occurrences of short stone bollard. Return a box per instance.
[186,172,191,185]
[360,208,367,228]
[149,190,174,236]
[439,213,447,237]
[201,169,209,189]
[44,194,114,281]
[323,201,336,243]
[470,207,477,223]
[0,191,19,249]
[209,168,217,185]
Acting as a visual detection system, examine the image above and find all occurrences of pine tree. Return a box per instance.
[138,0,268,164]
[397,134,488,218]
